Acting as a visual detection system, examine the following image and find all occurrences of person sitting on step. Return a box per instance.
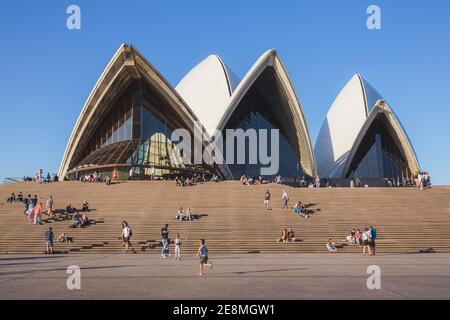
[70,212,82,228]
[286,228,297,242]
[326,239,339,252]
[278,229,289,243]
[80,213,89,227]
[82,200,89,212]
[186,207,193,221]
[176,207,184,221]
[346,229,356,244]
[66,203,76,214]
[57,233,73,243]
[7,193,16,203]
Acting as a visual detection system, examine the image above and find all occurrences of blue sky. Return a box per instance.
[0,0,449,184]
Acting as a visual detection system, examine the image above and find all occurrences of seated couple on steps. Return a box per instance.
[278,228,297,243]
[293,201,310,218]
[176,207,193,221]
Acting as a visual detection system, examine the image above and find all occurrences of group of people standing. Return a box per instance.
[416,172,432,190]
[346,227,377,255]
[34,169,58,184]
[22,194,53,225]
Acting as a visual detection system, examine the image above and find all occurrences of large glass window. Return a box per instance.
[128,106,185,176]
[224,111,302,179]
[345,118,410,179]
[222,68,304,179]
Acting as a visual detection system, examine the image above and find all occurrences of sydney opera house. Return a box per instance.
[59,44,420,184]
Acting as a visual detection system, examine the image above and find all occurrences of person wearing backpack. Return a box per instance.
[369,226,377,256]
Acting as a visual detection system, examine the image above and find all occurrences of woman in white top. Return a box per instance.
[362,228,372,256]
[121,221,132,253]
[281,191,289,209]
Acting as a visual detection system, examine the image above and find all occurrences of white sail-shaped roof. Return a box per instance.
[176,55,240,135]
[315,74,383,177]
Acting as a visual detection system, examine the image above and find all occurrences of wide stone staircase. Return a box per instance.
[0,181,449,255]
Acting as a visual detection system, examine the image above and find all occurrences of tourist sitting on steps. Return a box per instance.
[81,213,90,227]
[82,200,89,212]
[66,203,76,214]
[186,208,193,221]
[326,239,339,252]
[278,229,288,243]
[286,228,297,242]
[293,201,309,218]
[6,193,16,203]
[355,229,362,245]
[176,207,184,221]
[57,233,73,243]
[346,229,356,244]
[70,212,82,228]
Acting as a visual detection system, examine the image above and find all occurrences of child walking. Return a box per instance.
[194,239,213,276]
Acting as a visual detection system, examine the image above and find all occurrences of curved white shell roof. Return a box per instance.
[315,74,383,177]
[176,55,240,135]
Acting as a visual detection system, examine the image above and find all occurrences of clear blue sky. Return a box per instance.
[0,0,449,184]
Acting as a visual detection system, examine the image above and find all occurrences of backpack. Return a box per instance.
[371,228,377,239]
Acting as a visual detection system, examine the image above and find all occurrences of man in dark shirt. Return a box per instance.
[160,224,169,258]
[45,227,54,255]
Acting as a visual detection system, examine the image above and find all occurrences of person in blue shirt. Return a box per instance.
[194,239,213,276]
[369,227,377,255]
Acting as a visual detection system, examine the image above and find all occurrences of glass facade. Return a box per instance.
[77,86,134,163]
[345,116,411,179]
[222,68,304,179]
[224,111,301,179]
[72,81,206,179]
[128,106,185,176]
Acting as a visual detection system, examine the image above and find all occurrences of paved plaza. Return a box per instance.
[0,253,449,300]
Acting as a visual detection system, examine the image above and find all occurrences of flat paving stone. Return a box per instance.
[0,253,449,300]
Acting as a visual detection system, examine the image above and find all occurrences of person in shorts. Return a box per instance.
[362,228,372,256]
[121,221,132,253]
[194,239,213,276]
[45,227,54,254]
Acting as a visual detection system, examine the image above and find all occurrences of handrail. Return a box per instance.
[3,177,24,184]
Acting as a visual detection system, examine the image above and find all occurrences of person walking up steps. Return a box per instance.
[194,239,213,276]
[175,234,182,261]
[369,226,377,256]
[264,189,271,210]
[281,190,289,209]
[46,195,54,218]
